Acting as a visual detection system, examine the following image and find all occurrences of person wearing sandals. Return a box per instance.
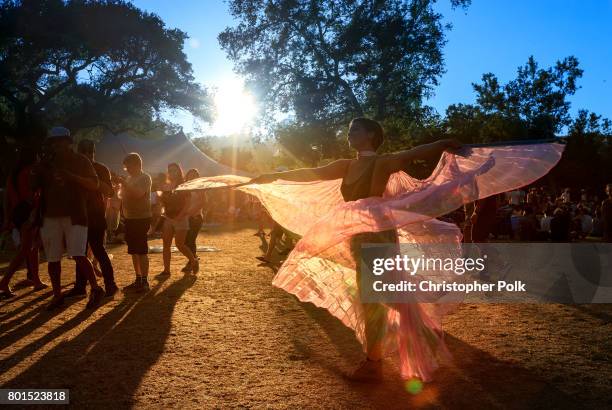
[158,163,199,276]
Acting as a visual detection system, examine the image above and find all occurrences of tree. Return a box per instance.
[445,56,583,142]
[549,110,612,189]
[0,0,213,142]
[219,0,470,159]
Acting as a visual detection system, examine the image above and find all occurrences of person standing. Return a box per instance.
[182,168,206,273]
[601,184,612,242]
[0,147,47,298]
[66,140,118,298]
[33,127,104,310]
[119,153,152,291]
[158,163,198,276]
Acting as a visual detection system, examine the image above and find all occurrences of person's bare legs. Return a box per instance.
[138,254,149,282]
[161,222,173,273]
[174,229,197,271]
[131,254,142,277]
[0,227,34,292]
[74,256,100,289]
[47,261,62,301]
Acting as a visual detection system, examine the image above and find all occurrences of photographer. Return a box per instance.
[32,127,105,310]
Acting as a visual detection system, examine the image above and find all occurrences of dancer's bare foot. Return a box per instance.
[344,359,383,382]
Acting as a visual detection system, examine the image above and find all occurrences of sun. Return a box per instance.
[211,77,257,136]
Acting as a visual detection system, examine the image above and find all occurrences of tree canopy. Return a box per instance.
[0,0,213,142]
[445,56,583,142]
[219,0,470,129]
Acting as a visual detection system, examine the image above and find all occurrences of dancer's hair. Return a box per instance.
[185,168,200,181]
[167,162,185,185]
[350,117,384,151]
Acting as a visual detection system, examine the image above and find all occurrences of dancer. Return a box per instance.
[33,127,104,310]
[158,163,198,276]
[0,147,47,298]
[182,168,206,272]
[66,140,118,298]
[119,153,152,292]
[182,123,564,382]
[251,118,461,380]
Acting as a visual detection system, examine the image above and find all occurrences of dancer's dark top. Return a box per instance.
[340,157,379,202]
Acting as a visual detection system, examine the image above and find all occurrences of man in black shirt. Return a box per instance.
[66,140,118,298]
[33,127,105,310]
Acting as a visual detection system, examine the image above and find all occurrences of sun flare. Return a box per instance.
[212,77,257,136]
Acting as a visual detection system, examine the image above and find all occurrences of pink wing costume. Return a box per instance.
[179,143,565,381]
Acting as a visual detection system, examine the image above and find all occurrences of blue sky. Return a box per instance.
[132,0,612,135]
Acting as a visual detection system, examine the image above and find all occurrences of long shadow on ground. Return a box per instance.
[285,300,584,409]
[2,275,196,407]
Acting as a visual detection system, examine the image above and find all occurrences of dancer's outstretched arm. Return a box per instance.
[250,159,351,184]
[378,139,462,174]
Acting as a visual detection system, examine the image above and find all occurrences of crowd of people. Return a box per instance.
[461,185,612,243]
[1,125,612,315]
[0,126,208,308]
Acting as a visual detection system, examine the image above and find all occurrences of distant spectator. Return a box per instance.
[507,189,525,206]
[601,184,612,242]
[561,188,572,204]
[518,207,538,241]
[550,208,570,242]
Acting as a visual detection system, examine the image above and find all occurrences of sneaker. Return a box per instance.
[156,270,171,278]
[86,287,105,309]
[46,295,65,311]
[64,287,87,299]
[344,359,383,382]
[104,284,119,298]
[140,278,150,292]
[181,262,192,273]
[123,278,142,292]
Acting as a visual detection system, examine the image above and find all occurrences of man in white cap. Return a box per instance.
[32,126,105,309]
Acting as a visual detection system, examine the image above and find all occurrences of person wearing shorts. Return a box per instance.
[158,163,198,276]
[33,127,105,310]
[119,152,152,291]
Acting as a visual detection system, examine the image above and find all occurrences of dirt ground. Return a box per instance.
[1,224,611,409]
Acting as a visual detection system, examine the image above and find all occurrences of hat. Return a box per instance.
[48,126,71,140]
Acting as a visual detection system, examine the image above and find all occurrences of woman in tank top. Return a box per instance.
[250,118,461,381]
